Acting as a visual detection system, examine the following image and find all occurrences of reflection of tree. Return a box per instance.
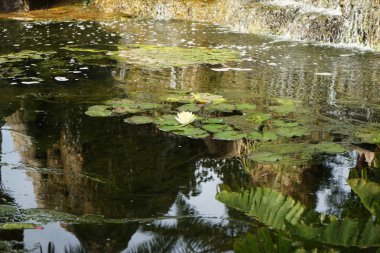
[125,195,240,253]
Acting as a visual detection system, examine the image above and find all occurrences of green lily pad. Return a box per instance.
[105,99,136,106]
[159,125,182,132]
[275,126,309,137]
[314,142,346,154]
[173,126,209,139]
[176,103,201,112]
[248,151,282,163]
[0,223,37,230]
[192,93,227,104]
[235,103,256,111]
[201,118,224,124]
[135,102,161,110]
[272,119,300,127]
[125,116,154,125]
[112,106,142,114]
[205,103,235,113]
[214,131,247,141]
[154,115,181,126]
[247,113,272,124]
[202,124,232,133]
[85,105,112,117]
[247,131,278,141]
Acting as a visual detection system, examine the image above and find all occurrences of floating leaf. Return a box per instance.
[154,115,180,126]
[235,103,256,111]
[202,124,232,133]
[247,113,272,124]
[275,126,309,137]
[205,103,235,113]
[247,131,278,141]
[314,142,346,154]
[159,125,182,132]
[0,223,37,230]
[85,105,112,117]
[201,118,224,124]
[176,103,201,112]
[174,126,209,139]
[112,106,141,114]
[214,131,247,141]
[124,116,154,125]
[248,151,282,163]
[161,94,194,103]
[272,119,299,128]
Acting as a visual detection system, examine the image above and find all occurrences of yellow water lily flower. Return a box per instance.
[175,111,197,126]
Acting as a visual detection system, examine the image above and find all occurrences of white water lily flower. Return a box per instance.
[175,111,197,126]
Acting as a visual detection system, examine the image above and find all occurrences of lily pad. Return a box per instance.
[275,126,309,137]
[214,131,247,141]
[176,103,201,112]
[0,223,37,230]
[161,94,194,103]
[154,115,181,126]
[201,118,224,124]
[173,126,209,139]
[112,106,142,114]
[235,103,256,111]
[269,105,298,114]
[159,125,182,132]
[125,116,154,125]
[272,119,300,127]
[248,151,282,163]
[247,131,278,141]
[314,142,346,154]
[205,103,235,113]
[247,113,272,124]
[202,124,232,133]
[85,105,112,117]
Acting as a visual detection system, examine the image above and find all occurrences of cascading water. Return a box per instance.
[93,0,380,50]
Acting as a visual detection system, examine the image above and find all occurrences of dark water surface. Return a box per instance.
[0,18,380,252]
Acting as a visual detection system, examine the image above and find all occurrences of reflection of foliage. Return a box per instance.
[217,187,380,248]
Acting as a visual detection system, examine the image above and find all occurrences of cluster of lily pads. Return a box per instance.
[85,91,353,164]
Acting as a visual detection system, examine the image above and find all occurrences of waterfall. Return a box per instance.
[93,0,380,50]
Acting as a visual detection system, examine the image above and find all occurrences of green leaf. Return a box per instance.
[176,103,201,112]
[314,142,346,154]
[202,124,232,133]
[275,126,309,137]
[213,131,247,141]
[247,131,278,141]
[271,119,299,128]
[201,118,224,124]
[248,151,282,163]
[154,115,181,126]
[348,179,380,217]
[124,116,154,125]
[85,105,112,117]
[173,126,209,139]
[0,223,37,230]
[205,103,236,113]
[192,93,227,104]
[235,103,256,111]
[217,188,305,229]
[247,113,272,124]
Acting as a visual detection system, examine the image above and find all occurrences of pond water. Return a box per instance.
[0,18,380,252]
